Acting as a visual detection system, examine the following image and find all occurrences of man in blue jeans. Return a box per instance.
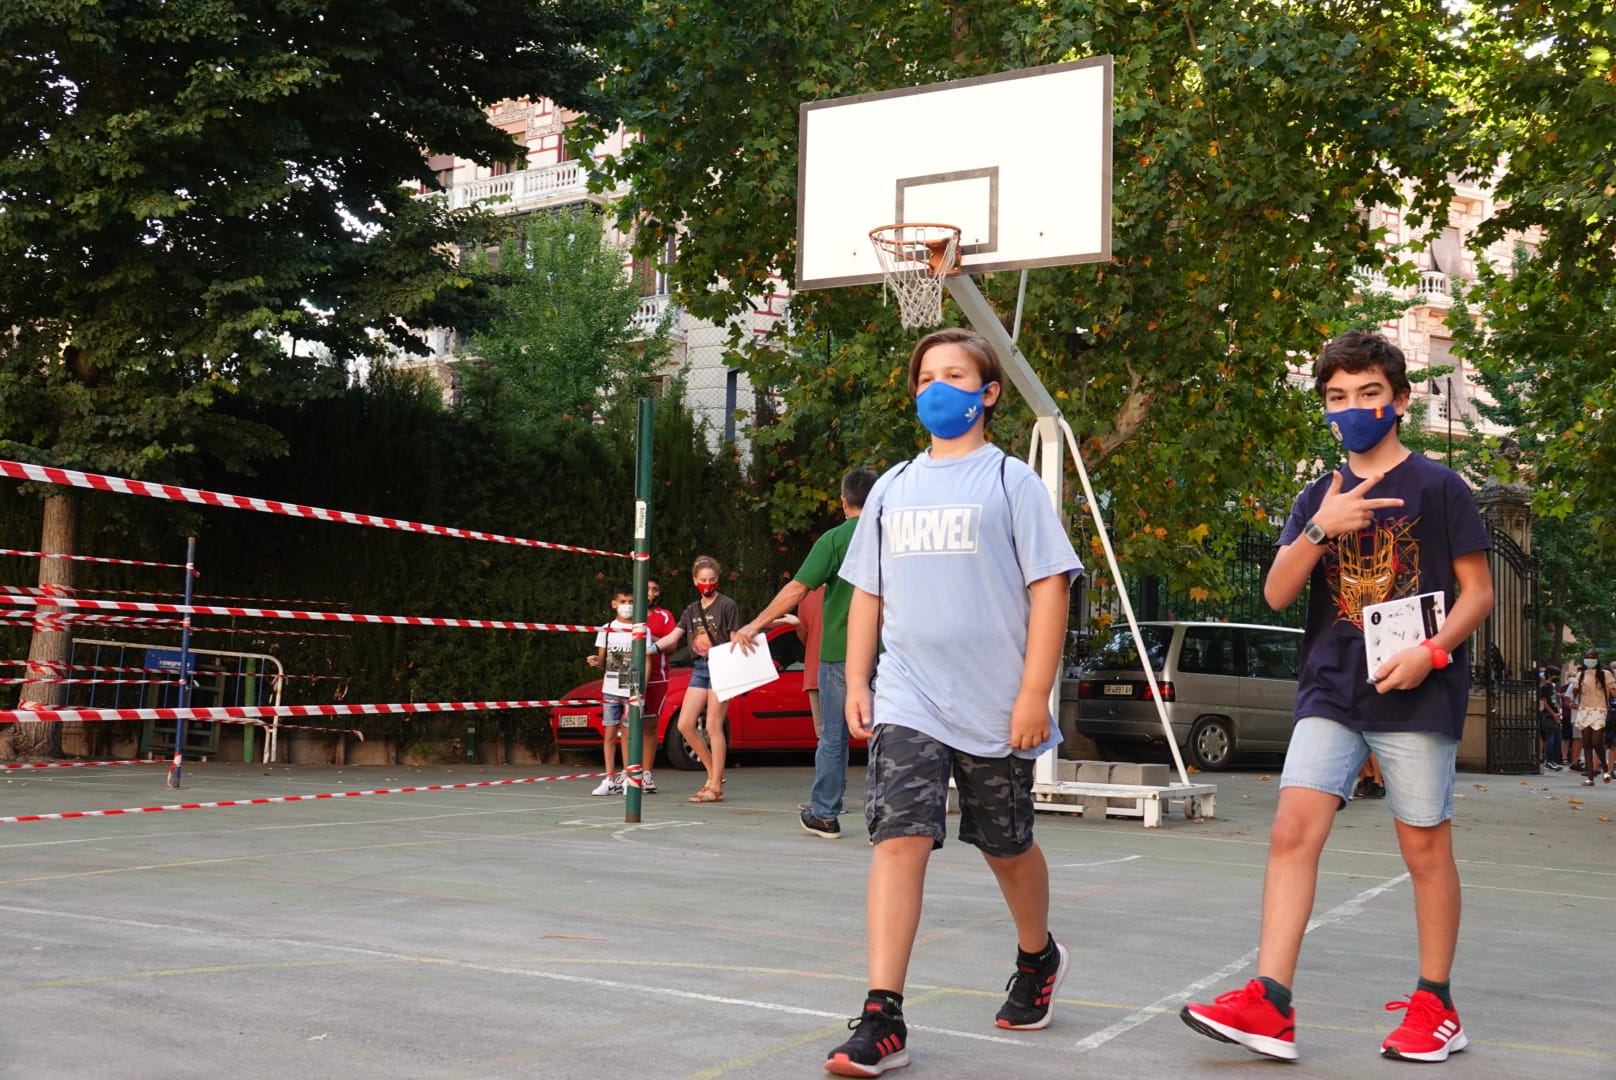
[732,468,878,838]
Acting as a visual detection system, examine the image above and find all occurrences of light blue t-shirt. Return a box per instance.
[839,443,1083,758]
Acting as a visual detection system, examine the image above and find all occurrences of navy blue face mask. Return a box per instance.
[916,381,989,439]
[1326,405,1398,453]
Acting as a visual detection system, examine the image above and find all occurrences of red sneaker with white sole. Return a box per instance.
[1381,989,1467,1061]
[1180,979,1297,1061]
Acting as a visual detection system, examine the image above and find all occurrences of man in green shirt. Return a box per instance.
[732,468,878,838]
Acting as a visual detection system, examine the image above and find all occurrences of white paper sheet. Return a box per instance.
[706,633,781,702]
[1363,591,1446,680]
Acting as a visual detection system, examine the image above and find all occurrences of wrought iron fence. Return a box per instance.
[1472,528,1539,774]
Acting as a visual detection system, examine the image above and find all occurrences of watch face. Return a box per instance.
[1305,522,1327,544]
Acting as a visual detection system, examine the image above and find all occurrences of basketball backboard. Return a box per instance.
[796,57,1112,290]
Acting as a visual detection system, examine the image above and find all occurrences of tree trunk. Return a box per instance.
[13,492,78,759]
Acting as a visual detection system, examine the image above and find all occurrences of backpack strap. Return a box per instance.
[874,460,914,599]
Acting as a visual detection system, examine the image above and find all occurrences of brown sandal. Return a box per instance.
[688,786,723,803]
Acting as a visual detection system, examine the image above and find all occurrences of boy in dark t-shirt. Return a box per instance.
[1182,331,1493,1064]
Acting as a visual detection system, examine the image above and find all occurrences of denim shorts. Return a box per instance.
[688,658,711,691]
[602,698,627,728]
[864,723,1036,858]
[1280,716,1458,826]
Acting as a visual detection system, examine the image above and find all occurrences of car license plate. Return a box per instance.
[1103,684,1133,697]
[557,714,591,728]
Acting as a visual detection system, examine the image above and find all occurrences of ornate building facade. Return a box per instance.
[406,97,787,444]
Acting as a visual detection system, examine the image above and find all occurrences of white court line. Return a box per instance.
[1070,871,1410,1052]
[1051,855,1142,869]
[3,904,1036,1051]
[0,800,625,850]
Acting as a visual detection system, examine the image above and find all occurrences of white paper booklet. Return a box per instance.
[706,633,781,702]
[1362,591,1447,678]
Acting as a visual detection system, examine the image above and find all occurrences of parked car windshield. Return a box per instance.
[1081,624,1173,673]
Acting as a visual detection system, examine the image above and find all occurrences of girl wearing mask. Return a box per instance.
[1573,650,1616,786]
[654,556,740,802]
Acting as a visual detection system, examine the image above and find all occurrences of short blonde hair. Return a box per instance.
[907,327,1005,427]
[692,555,721,577]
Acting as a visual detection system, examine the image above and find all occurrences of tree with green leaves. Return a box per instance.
[461,209,671,429]
[1458,3,1616,530]
[580,1,1476,611]
[0,0,627,753]
[1447,275,1616,663]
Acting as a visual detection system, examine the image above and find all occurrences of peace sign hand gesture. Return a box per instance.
[1313,471,1405,540]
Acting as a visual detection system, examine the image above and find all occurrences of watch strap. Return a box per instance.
[1419,639,1450,669]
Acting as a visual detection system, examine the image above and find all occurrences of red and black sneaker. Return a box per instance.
[826,1000,908,1076]
[1381,989,1467,1061]
[1180,979,1298,1061]
[995,940,1070,1029]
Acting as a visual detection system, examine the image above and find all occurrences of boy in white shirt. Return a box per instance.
[586,584,638,796]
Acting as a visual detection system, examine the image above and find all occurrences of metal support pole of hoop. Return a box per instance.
[865,223,1196,789]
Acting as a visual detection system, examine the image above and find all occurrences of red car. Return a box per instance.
[550,622,865,770]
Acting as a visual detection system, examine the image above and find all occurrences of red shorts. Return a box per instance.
[644,681,669,732]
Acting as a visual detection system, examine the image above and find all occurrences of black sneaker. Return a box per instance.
[801,808,842,839]
[995,939,1070,1030]
[826,1000,907,1076]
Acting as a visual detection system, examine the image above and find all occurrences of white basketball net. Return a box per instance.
[868,224,960,329]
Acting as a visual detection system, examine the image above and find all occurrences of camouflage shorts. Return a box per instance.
[865,724,1037,858]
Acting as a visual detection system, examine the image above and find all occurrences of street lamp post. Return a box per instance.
[1445,376,1453,468]
[1432,376,1454,468]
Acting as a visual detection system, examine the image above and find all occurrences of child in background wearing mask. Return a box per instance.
[587,584,641,796]
[1182,331,1494,1064]
[829,328,1084,1075]
[652,556,740,803]
[638,575,677,792]
[1572,650,1616,785]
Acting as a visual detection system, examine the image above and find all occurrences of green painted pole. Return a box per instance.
[625,397,654,822]
[242,657,258,763]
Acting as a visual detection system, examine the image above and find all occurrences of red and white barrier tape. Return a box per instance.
[2,660,345,681]
[1,584,347,607]
[17,624,359,639]
[0,770,614,823]
[0,594,597,634]
[190,626,354,639]
[5,659,155,673]
[0,677,184,686]
[0,611,187,626]
[0,759,162,770]
[0,459,640,560]
[5,711,367,739]
[1,698,603,725]
[0,547,190,570]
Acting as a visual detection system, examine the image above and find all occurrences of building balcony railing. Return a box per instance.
[631,293,684,341]
[1418,271,1453,306]
[1353,269,1458,307]
[417,160,628,213]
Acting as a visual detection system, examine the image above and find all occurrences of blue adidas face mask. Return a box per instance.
[916,381,990,439]
[1326,404,1399,453]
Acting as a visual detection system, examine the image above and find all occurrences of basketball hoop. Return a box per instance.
[868,223,960,329]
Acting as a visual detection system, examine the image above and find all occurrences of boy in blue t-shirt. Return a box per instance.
[826,328,1083,1077]
[1182,331,1493,1064]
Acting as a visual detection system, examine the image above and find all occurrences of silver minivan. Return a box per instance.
[1070,621,1304,770]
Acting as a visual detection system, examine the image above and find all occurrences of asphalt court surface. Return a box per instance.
[2,760,1610,1079]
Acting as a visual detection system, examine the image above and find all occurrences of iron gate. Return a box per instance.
[1471,527,1539,773]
